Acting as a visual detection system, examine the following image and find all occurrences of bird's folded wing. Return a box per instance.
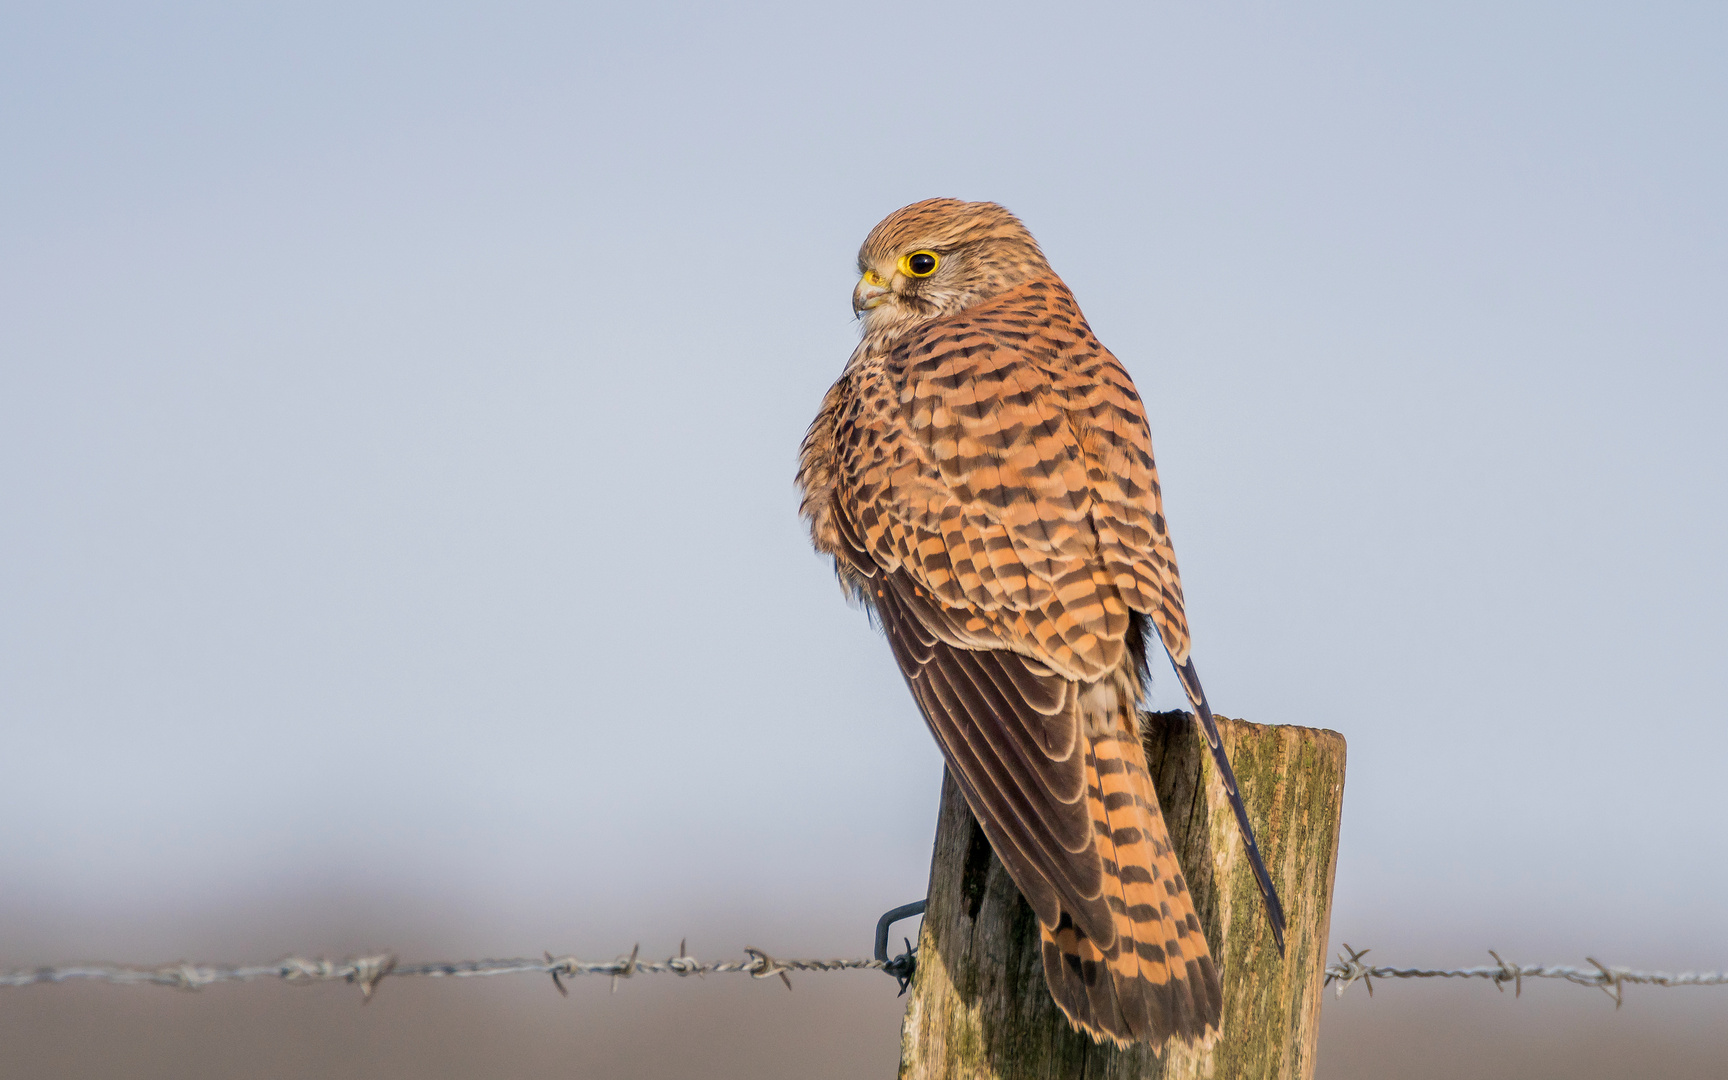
[873,569,1121,947]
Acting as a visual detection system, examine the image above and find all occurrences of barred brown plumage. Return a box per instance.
[797,199,1287,1049]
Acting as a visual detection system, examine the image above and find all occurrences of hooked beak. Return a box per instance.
[852,269,889,316]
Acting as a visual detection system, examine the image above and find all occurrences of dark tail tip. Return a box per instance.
[1176,657,1289,958]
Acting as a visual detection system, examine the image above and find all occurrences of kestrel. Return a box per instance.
[798,199,1285,1048]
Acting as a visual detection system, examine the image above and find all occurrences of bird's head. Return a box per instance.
[852,199,1053,343]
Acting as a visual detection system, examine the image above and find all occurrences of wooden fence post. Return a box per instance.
[898,711,1347,1080]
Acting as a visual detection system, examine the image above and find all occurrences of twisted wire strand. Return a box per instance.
[0,945,889,998]
[7,942,1728,1007]
[1323,944,1728,1006]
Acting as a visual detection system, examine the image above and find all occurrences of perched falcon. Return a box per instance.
[798,199,1286,1048]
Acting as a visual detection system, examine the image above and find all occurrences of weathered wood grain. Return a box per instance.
[898,712,1346,1080]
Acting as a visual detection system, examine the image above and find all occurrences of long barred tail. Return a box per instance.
[865,569,1229,1048]
[1039,725,1223,1047]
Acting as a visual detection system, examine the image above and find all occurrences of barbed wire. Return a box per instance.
[0,942,890,999]
[6,941,1727,1008]
[1323,944,1728,1007]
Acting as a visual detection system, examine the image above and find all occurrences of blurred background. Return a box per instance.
[2,3,1724,1077]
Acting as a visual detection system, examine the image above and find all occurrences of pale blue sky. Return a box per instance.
[3,0,1725,989]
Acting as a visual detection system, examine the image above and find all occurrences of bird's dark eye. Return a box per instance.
[900,250,940,278]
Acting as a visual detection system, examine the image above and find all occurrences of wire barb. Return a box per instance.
[744,947,793,990]
[544,951,568,997]
[349,954,396,1001]
[609,944,640,994]
[1331,943,1374,998]
[882,937,919,996]
[668,938,701,977]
